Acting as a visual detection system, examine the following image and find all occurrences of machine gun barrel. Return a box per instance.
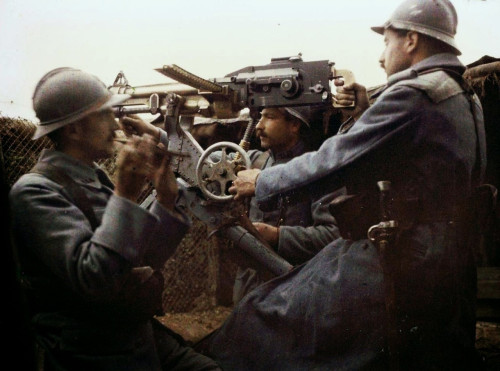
[109,81,217,117]
[108,82,198,97]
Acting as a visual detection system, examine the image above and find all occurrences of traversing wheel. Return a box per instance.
[196,141,251,202]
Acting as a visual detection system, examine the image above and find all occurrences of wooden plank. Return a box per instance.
[477,301,500,320]
[477,267,500,300]
[477,267,500,320]
[464,61,500,78]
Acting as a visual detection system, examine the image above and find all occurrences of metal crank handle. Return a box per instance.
[332,68,356,108]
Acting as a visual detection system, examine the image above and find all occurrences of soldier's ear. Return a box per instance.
[59,122,77,139]
[290,119,302,135]
[405,31,419,54]
[64,118,87,141]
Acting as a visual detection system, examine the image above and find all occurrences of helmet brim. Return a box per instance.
[32,93,130,140]
[371,24,385,35]
[370,22,461,56]
[283,107,310,128]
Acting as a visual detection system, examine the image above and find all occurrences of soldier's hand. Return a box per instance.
[120,114,161,140]
[253,222,279,247]
[228,169,261,201]
[334,79,370,121]
[151,143,178,211]
[114,134,157,202]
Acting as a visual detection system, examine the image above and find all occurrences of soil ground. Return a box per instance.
[476,321,500,368]
[156,306,233,345]
[158,308,500,368]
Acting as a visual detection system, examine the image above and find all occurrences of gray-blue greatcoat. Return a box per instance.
[9,131,219,370]
[246,141,340,264]
[207,53,486,370]
[233,141,340,303]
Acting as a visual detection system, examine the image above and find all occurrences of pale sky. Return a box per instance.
[0,0,498,120]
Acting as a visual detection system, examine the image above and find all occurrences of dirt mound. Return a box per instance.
[156,306,232,344]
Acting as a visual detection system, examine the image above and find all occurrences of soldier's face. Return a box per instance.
[78,109,119,162]
[255,108,300,153]
[379,28,412,77]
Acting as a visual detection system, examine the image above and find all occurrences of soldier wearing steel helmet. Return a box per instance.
[9,68,221,370]
[230,106,340,304]
[205,0,487,369]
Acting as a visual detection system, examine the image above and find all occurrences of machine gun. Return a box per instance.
[109,54,354,276]
[109,54,354,118]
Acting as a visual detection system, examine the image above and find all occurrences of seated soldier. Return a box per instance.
[232,106,340,303]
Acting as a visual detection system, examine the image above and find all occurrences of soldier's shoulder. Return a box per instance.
[9,171,61,199]
[392,69,463,103]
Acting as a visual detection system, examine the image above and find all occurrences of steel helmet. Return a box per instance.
[32,67,129,140]
[371,0,461,55]
[283,107,311,128]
